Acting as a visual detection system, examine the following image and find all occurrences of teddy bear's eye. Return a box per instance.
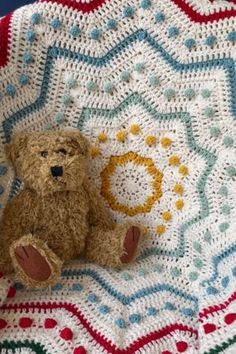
[41,151,48,158]
[57,149,67,155]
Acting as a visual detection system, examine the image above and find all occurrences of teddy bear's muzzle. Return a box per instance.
[51,165,63,177]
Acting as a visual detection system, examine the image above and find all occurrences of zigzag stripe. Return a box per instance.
[1,302,198,353]
[62,267,199,309]
[199,291,236,319]
[39,0,107,13]
[0,13,12,68]
[2,29,236,143]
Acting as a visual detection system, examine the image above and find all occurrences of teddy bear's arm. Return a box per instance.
[83,177,114,230]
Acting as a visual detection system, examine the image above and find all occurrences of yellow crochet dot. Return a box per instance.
[173,184,184,195]
[176,199,184,210]
[179,165,189,176]
[161,137,172,148]
[145,135,156,146]
[98,132,107,143]
[169,155,180,166]
[143,226,148,236]
[156,224,166,235]
[90,146,100,158]
[162,211,172,221]
[116,131,127,142]
[130,124,140,135]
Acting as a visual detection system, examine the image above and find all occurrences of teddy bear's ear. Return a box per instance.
[67,131,90,156]
[5,133,29,164]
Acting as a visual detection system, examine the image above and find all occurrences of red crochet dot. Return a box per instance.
[73,346,87,354]
[203,323,217,334]
[162,351,172,354]
[224,313,236,325]
[44,318,57,329]
[60,327,73,341]
[7,286,16,298]
[176,341,188,352]
[19,317,33,328]
[0,319,7,329]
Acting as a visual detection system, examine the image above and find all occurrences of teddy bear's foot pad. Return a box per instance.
[15,245,51,282]
[120,226,140,264]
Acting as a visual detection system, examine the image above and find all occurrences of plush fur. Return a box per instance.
[0,131,144,289]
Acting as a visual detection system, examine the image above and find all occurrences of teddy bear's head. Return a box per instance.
[6,130,90,195]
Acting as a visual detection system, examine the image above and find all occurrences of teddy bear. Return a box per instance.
[0,130,144,289]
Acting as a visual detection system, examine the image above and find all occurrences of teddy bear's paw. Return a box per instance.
[14,245,51,282]
[120,226,140,264]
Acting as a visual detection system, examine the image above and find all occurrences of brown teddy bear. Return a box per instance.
[0,131,144,289]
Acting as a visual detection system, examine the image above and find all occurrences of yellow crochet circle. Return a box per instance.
[89,146,100,158]
[176,199,184,210]
[98,132,107,143]
[101,151,163,217]
[130,124,140,135]
[145,135,156,146]
[116,131,127,142]
[156,224,166,235]
[173,183,184,195]
[162,211,172,221]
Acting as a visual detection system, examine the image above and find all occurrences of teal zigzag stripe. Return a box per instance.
[2,29,236,142]
[78,93,216,259]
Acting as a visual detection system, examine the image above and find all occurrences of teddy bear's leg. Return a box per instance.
[85,224,144,268]
[9,234,63,289]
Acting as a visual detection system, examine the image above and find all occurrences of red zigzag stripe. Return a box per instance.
[1,302,198,353]
[39,0,107,13]
[199,291,236,319]
[0,13,12,68]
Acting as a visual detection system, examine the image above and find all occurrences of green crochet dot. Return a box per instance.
[62,94,72,106]
[164,88,175,99]
[219,222,230,232]
[210,127,221,137]
[153,264,163,273]
[226,166,236,177]
[189,272,198,281]
[120,71,130,82]
[221,204,231,215]
[55,112,65,124]
[170,267,181,277]
[134,62,145,73]
[148,75,160,87]
[121,272,132,281]
[193,242,202,253]
[66,78,77,89]
[218,186,228,197]
[44,123,53,130]
[223,136,234,147]
[201,89,211,98]
[184,88,195,99]
[194,258,203,269]
[204,231,212,243]
[86,80,97,91]
[204,107,215,117]
[104,82,114,93]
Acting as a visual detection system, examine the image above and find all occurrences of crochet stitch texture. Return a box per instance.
[0,0,236,353]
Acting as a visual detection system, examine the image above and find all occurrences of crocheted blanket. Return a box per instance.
[0,0,236,353]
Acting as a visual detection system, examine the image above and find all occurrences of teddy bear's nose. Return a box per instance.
[51,166,63,177]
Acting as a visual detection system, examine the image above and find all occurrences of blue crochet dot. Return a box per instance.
[138,269,148,277]
[99,305,110,314]
[62,94,72,106]
[164,88,175,99]
[205,35,217,46]
[120,71,130,82]
[129,313,141,324]
[221,204,231,215]
[25,30,36,43]
[184,38,196,49]
[207,286,219,295]
[210,127,221,137]
[232,266,236,277]
[168,26,179,38]
[182,308,194,317]
[123,6,133,17]
[106,18,117,30]
[115,318,126,328]
[50,18,62,29]
[52,283,63,291]
[201,89,211,98]
[31,13,41,25]
[194,258,203,269]
[86,80,97,91]
[121,272,132,281]
[193,242,202,253]
[104,82,114,94]
[218,186,228,196]
[184,88,195,99]
[0,165,8,176]
[14,282,24,290]
[148,75,160,87]
[204,107,215,117]
[44,123,53,131]
[6,84,16,97]
[227,31,236,42]
[147,307,157,316]
[189,272,198,281]
[223,136,234,147]
[72,283,83,291]
[23,52,33,65]
[69,25,80,37]
[170,267,181,277]
[221,276,230,288]
[87,293,98,303]
[90,28,101,40]
[67,78,77,89]
[155,12,165,23]
[164,302,176,311]
[153,264,163,273]
[0,185,4,195]
[219,222,230,232]
[226,166,236,177]
[19,74,29,86]
[140,0,151,9]
[134,62,145,73]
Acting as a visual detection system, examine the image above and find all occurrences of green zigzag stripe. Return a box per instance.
[77,93,216,259]
[204,334,236,354]
[0,340,48,353]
